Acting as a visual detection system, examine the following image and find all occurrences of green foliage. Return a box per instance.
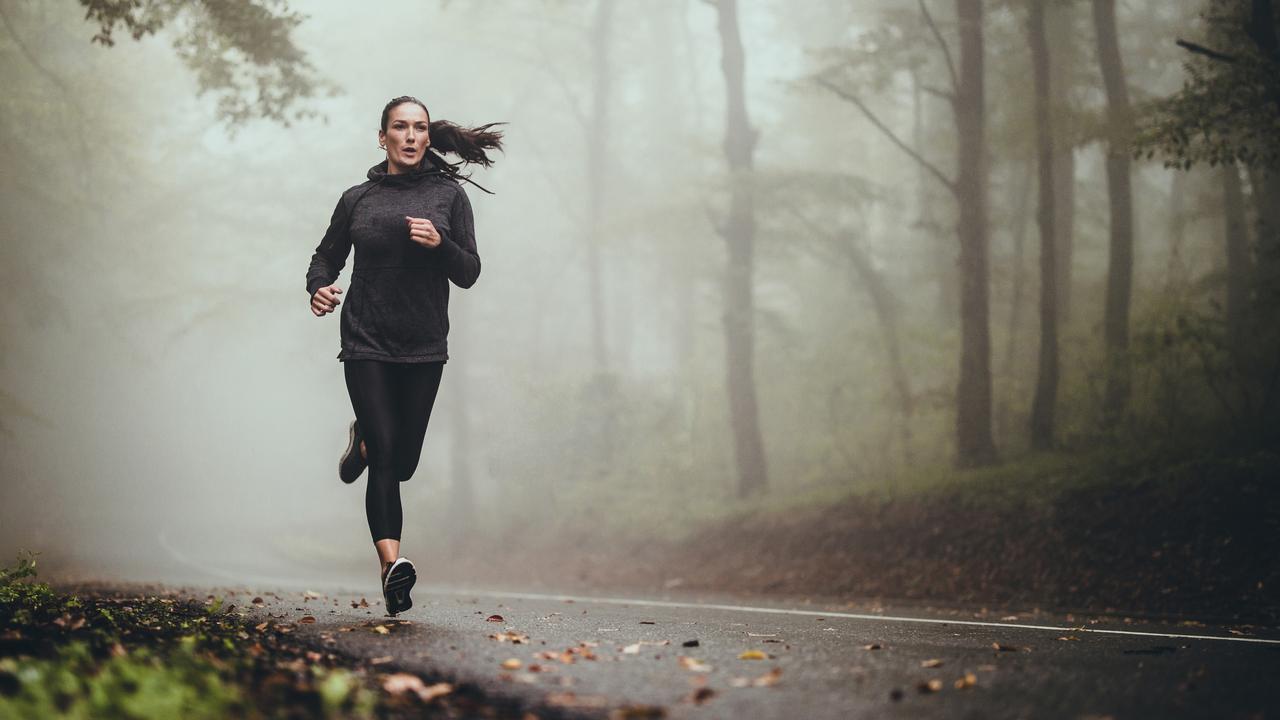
[0,640,246,720]
[0,553,383,719]
[76,0,338,130]
[0,550,38,587]
[1136,0,1280,169]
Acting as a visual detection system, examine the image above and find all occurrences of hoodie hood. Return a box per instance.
[366,158,448,186]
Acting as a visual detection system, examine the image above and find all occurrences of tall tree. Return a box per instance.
[1028,0,1059,450]
[815,0,996,467]
[1092,0,1136,428]
[711,0,769,497]
[953,0,997,465]
[1047,0,1079,324]
[1143,0,1280,444]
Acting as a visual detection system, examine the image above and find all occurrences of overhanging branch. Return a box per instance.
[1176,38,1238,63]
[814,76,957,195]
[919,0,959,93]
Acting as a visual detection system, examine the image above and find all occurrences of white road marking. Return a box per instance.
[432,588,1280,646]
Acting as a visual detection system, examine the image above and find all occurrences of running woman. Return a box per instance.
[306,95,503,616]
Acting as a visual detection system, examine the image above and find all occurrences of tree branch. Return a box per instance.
[1175,38,1238,63]
[919,0,959,93]
[814,76,957,194]
[922,85,956,103]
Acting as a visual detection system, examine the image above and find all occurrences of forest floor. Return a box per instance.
[0,563,551,718]
[446,445,1280,627]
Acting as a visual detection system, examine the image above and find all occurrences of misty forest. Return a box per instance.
[1,0,1279,718]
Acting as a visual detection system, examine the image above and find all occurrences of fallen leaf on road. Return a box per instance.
[382,673,453,703]
[687,686,716,705]
[918,678,944,693]
[862,643,883,651]
[752,667,783,687]
[545,692,608,709]
[418,683,453,702]
[382,673,424,695]
[954,672,977,689]
[921,658,943,668]
[370,656,393,665]
[1001,615,1019,621]
[623,643,642,654]
[678,656,712,672]
[251,597,265,606]
[372,625,390,635]
[490,631,530,644]
[682,639,699,647]
[1057,635,1080,642]
[304,591,321,599]
[738,650,768,660]
[254,622,269,633]
[298,616,316,624]
[501,658,522,670]
[486,614,505,623]
[747,632,776,637]
[639,620,655,625]
[992,642,1023,652]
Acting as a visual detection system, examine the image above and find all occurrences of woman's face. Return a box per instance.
[379,103,430,174]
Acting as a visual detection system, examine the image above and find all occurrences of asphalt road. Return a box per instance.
[216,582,1279,719]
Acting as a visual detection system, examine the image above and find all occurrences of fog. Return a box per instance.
[1,0,1272,600]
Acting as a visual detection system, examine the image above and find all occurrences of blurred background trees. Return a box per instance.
[0,0,1274,583]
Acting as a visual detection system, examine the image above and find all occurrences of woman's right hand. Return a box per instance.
[311,284,342,317]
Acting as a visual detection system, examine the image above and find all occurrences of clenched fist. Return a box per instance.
[406,215,441,249]
[311,284,342,317]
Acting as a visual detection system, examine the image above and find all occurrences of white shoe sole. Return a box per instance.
[383,557,416,616]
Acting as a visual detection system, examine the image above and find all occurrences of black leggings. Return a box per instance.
[343,360,444,542]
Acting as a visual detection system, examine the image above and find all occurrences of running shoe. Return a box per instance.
[382,557,417,616]
[339,419,366,484]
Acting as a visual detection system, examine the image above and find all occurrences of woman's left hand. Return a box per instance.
[406,215,442,249]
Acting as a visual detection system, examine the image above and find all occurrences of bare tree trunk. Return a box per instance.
[1028,0,1059,451]
[1249,167,1280,307]
[713,0,767,497]
[998,161,1034,447]
[954,0,997,466]
[817,0,994,467]
[1222,162,1251,360]
[1047,0,1076,326]
[913,69,955,323]
[1092,0,1135,429]
[585,0,615,376]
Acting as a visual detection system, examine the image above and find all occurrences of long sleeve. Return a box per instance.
[434,185,481,289]
[306,194,353,298]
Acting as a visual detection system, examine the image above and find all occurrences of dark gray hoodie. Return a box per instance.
[306,159,481,362]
